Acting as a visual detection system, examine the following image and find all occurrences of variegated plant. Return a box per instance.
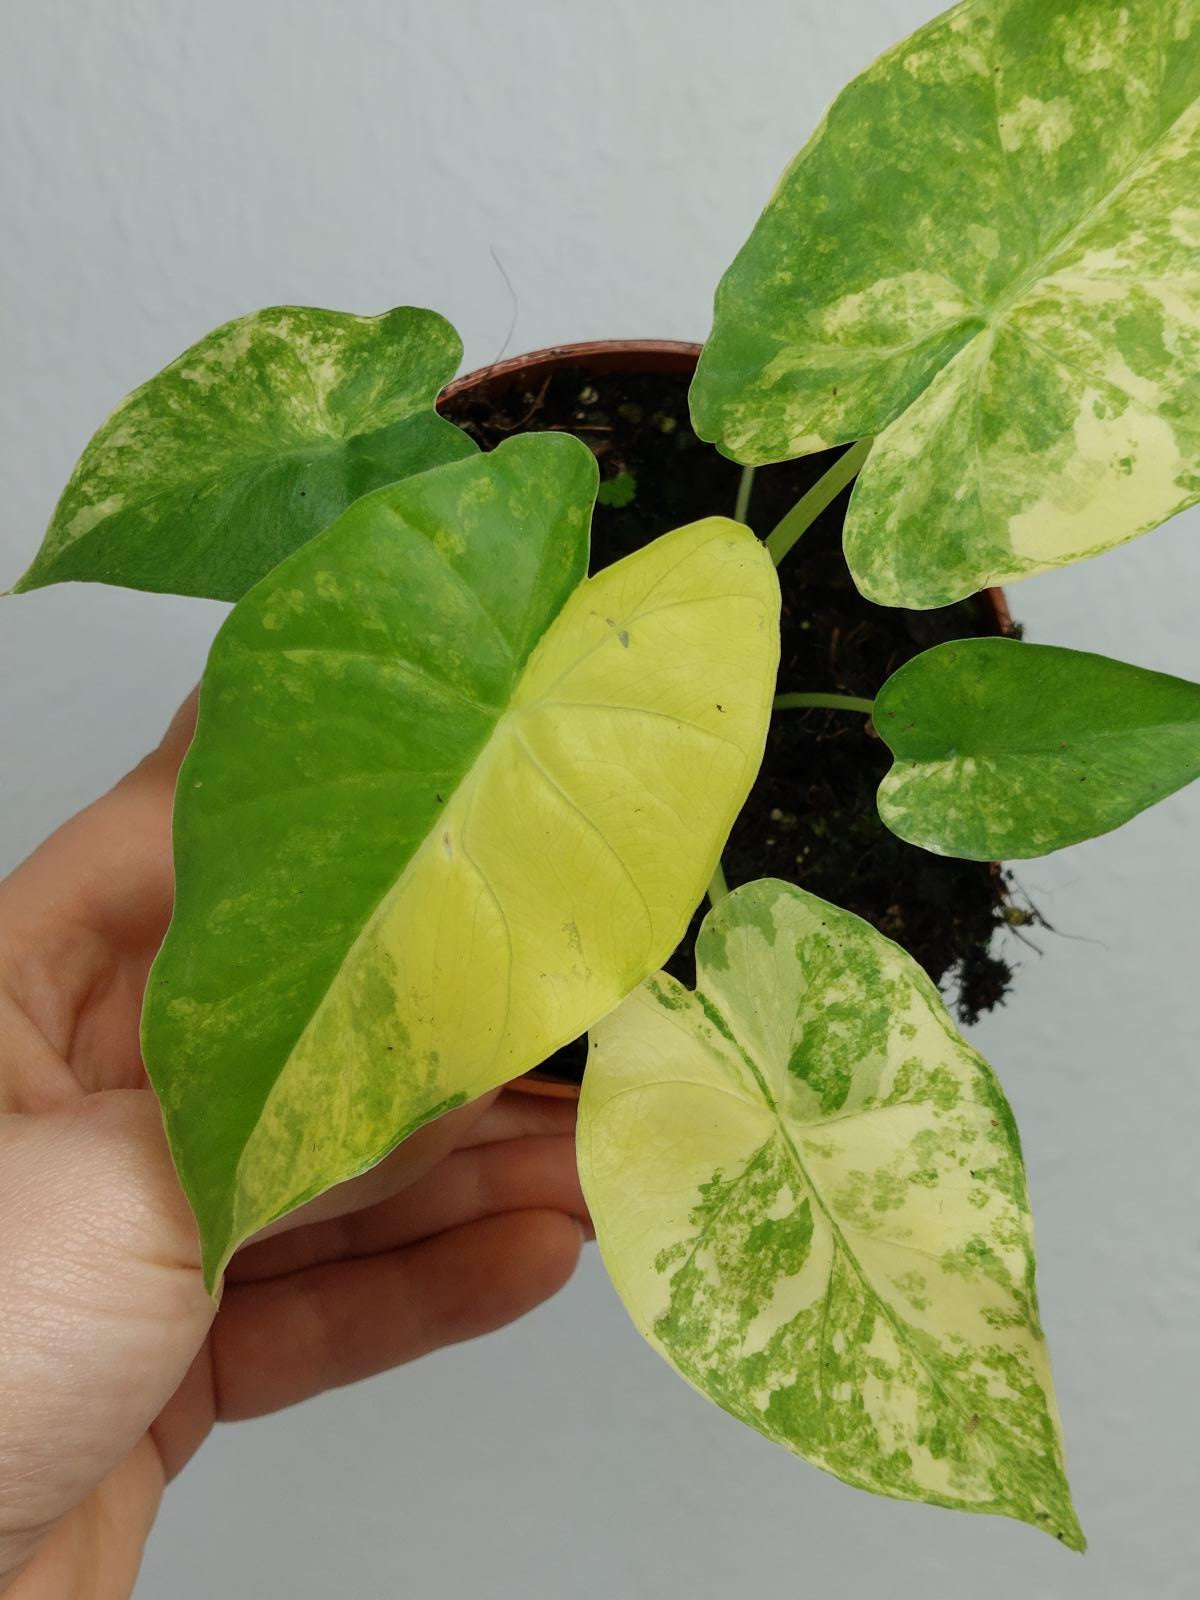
[8,0,1200,1557]
[145,435,780,1284]
[580,881,1083,1547]
[691,0,1200,608]
[13,305,478,601]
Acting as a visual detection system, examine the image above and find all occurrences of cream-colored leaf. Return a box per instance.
[580,879,1082,1546]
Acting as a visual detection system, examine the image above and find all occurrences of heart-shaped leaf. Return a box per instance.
[691,0,1200,607]
[12,305,476,601]
[875,636,1200,859]
[579,879,1082,1546]
[143,433,780,1287]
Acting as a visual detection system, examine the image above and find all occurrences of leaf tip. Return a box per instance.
[201,1228,236,1302]
[1030,1486,1086,1554]
[5,562,40,597]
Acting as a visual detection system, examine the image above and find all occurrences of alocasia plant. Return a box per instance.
[691,0,1200,608]
[580,880,1081,1544]
[9,0,1200,1555]
[144,434,779,1284]
[13,305,476,601]
[873,638,1200,858]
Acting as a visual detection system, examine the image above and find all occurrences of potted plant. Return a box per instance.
[9,0,1198,1555]
[437,337,1021,1103]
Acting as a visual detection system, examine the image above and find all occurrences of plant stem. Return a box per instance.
[765,436,873,566]
[774,691,875,715]
[711,447,872,913]
[707,858,729,907]
[733,463,757,527]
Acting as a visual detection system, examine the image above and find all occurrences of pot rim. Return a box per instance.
[441,339,1016,637]
[440,337,707,403]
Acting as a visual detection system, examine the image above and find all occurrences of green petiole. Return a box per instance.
[765,436,873,565]
[774,691,875,715]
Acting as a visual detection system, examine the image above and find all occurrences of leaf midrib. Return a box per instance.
[891,717,1200,764]
[43,438,347,578]
[986,89,1198,327]
[689,989,1020,1486]
[877,85,1200,449]
[229,572,705,1206]
[42,393,454,584]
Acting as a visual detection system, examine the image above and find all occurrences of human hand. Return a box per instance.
[0,695,589,1597]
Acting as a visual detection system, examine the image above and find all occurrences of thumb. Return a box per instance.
[0,1089,212,1582]
[0,687,200,951]
[122,685,200,795]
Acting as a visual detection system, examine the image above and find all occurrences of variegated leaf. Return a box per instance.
[13,305,476,601]
[143,433,779,1288]
[875,636,1200,858]
[579,879,1082,1546]
[691,0,1200,607]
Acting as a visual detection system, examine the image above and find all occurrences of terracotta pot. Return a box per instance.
[438,339,1015,1100]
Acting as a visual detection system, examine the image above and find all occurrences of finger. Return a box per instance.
[457,1088,579,1145]
[247,1092,500,1245]
[122,686,200,795]
[0,689,199,972]
[384,1135,588,1247]
[212,1209,583,1419]
[228,1132,588,1283]
[247,1087,578,1248]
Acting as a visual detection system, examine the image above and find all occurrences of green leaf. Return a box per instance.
[875,636,1200,858]
[597,469,638,509]
[691,0,1200,607]
[142,433,780,1288]
[12,305,476,601]
[579,879,1082,1547]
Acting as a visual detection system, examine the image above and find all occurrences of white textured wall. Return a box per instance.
[3,3,1198,1596]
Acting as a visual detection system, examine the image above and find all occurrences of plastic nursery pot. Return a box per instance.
[438,340,1015,1100]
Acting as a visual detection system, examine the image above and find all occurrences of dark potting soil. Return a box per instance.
[440,367,1016,1082]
